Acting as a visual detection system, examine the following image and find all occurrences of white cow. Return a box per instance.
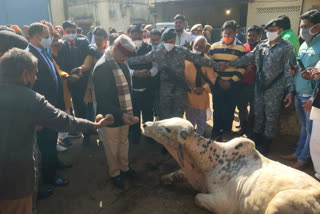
[143,118,320,214]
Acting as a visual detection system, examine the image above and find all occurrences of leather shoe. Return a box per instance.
[56,160,72,169]
[111,176,124,189]
[37,185,54,200]
[53,176,69,186]
[121,168,136,178]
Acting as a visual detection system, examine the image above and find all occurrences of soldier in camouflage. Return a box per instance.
[226,18,296,155]
[128,28,218,120]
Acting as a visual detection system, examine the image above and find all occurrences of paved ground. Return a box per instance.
[37,127,316,214]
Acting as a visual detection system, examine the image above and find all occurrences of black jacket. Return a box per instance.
[28,45,65,110]
[129,42,153,90]
[56,38,90,74]
[93,56,132,127]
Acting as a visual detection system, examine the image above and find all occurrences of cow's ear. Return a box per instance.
[179,129,188,140]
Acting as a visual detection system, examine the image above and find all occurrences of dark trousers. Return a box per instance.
[130,90,154,142]
[68,78,90,136]
[237,83,255,131]
[37,128,58,184]
[212,84,239,133]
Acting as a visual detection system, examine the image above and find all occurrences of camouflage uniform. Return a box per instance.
[230,38,295,139]
[128,46,218,120]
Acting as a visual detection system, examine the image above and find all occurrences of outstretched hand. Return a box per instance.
[122,113,139,126]
[93,114,114,129]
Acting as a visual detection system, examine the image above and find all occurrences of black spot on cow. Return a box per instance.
[232,152,239,156]
[235,143,243,150]
[165,128,171,133]
[213,149,217,153]
[180,130,187,140]
[253,154,259,160]
[210,147,213,151]
[218,159,224,165]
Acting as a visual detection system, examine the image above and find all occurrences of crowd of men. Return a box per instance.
[1,9,320,214]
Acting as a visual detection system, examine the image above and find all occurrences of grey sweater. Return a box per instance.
[0,83,94,200]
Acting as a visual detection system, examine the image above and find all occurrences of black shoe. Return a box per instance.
[121,168,136,178]
[37,185,54,200]
[68,132,82,138]
[111,176,124,189]
[56,160,72,169]
[59,137,72,147]
[53,176,69,187]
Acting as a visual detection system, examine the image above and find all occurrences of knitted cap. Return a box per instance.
[114,34,136,57]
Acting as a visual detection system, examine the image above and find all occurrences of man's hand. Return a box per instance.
[122,113,139,126]
[284,93,293,108]
[218,80,231,90]
[71,67,83,77]
[61,73,69,80]
[289,65,298,75]
[93,114,114,129]
[192,87,205,95]
[218,62,230,71]
[68,74,80,83]
[302,100,313,111]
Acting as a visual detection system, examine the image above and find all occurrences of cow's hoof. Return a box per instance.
[160,174,174,185]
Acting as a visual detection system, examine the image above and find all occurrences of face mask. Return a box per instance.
[65,33,77,41]
[152,43,163,51]
[40,37,52,49]
[309,25,319,36]
[133,40,143,50]
[300,28,313,42]
[192,34,199,41]
[163,43,175,52]
[192,49,201,55]
[266,31,279,42]
[223,37,234,45]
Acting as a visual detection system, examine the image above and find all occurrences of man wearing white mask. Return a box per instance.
[28,23,69,188]
[223,18,296,155]
[185,36,216,136]
[56,21,93,146]
[281,10,320,169]
[128,28,219,120]
[128,25,154,144]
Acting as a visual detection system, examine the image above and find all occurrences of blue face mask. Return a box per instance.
[152,43,163,51]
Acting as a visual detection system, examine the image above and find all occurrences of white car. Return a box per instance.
[155,22,175,30]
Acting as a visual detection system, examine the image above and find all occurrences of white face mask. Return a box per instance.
[65,33,77,41]
[309,24,319,36]
[266,31,279,42]
[163,43,175,52]
[133,40,143,50]
[300,28,313,42]
[40,37,52,49]
[192,49,201,55]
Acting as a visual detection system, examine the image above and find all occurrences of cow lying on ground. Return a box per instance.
[143,118,320,214]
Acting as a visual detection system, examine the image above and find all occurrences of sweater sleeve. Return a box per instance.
[35,95,94,133]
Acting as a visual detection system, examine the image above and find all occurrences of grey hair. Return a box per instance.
[0,48,38,81]
[194,36,207,45]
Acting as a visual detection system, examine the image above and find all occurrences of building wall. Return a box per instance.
[155,1,243,27]
[0,0,50,29]
[51,0,154,32]
[50,0,66,26]
[247,0,303,34]
[303,0,320,12]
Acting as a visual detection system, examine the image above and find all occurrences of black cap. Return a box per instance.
[161,28,177,42]
[174,14,185,21]
[130,24,142,34]
[0,30,28,52]
[265,18,283,29]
